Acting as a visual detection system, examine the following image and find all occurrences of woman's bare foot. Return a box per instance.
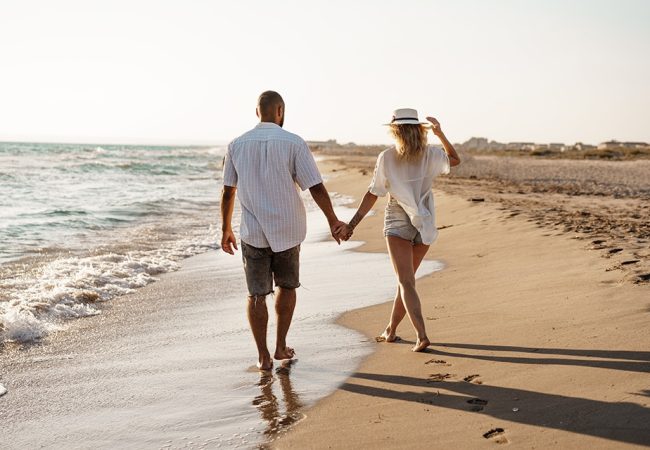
[257,353,274,371]
[379,326,399,342]
[274,346,295,360]
[412,337,431,352]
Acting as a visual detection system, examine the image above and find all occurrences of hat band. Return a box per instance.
[391,117,419,122]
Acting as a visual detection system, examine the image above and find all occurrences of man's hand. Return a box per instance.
[221,229,238,255]
[426,116,444,137]
[338,223,353,241]
[330,220,348,245]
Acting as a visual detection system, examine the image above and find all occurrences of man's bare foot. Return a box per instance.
[379,326,399,343]
[257,353,273,371]
[274,346,295,360]
[412,337,431,352]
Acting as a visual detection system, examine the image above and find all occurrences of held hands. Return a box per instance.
[426,116,444,137]
[331,222,353,243]
[330,220,348,244]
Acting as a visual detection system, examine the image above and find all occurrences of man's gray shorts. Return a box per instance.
[241,241,300,297]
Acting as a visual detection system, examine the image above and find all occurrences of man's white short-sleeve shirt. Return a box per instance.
[223,122,323,252]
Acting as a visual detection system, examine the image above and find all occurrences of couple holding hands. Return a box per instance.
[221,90,460,371]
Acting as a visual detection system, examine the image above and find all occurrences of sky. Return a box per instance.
[0,0,649,145]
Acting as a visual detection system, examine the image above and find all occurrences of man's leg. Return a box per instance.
[248,295,273,370]
[242,242,274,371]
[271,245,300,361]
[274,287,296,360]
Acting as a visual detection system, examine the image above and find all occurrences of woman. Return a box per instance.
[342,108,461,352]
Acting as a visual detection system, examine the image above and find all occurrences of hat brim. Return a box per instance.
[383,120,429,126]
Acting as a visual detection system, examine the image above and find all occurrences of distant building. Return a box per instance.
[461,137,489,150]
[598,140,620,150]
[572,142,596,151]
[622,141,648,148]
[598,140,648,150]
[488,140,506,150]
[506,142,535,151]
[548,143,566,152]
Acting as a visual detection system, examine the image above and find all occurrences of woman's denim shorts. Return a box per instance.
[383,197,423,245]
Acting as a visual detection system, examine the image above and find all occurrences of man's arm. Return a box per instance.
[220,186,238,254]
[308,183,346,244]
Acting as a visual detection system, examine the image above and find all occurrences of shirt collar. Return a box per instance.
[256,121,281,129]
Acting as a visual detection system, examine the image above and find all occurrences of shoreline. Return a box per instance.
[275,156,650,448]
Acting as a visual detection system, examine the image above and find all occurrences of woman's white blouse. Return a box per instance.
[368,145,450,244]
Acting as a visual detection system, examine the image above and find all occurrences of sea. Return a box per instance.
[0,141,225,344]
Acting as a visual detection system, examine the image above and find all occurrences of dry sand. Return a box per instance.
[276,156,650,449]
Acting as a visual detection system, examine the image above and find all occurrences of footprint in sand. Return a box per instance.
[427,373,452,383]
[621,259,640,265]
[483,428,508,444]
[463,374,481,384]
[636,273,650,283]
[467,398,488,412]
[425,359,450,366]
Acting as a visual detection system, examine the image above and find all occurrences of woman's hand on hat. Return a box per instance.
[426,116,443,137]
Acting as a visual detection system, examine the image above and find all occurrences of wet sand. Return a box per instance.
[276,156,650,449]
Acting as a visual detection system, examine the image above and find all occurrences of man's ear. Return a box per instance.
[255,107,260,118]
[277,104,284,118]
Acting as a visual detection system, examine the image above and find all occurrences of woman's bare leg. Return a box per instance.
[385,236,430,352]
[381,243,430,342]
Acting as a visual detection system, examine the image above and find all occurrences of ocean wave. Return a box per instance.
[0,231,220,344]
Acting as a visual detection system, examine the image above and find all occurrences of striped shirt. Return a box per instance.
[223,122,323,252]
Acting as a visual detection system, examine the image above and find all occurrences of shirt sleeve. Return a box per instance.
[431,146,450,177]
[293,141,323,191]
[222,143,238,187]
[368,152,389,197]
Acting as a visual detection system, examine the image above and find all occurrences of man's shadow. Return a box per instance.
[252,360,304,437]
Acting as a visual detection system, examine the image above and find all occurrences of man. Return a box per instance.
[220,90,346,371]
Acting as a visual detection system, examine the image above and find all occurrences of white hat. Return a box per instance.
[384,108,428,126]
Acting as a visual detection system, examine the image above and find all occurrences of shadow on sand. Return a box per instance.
[339,343,650,446]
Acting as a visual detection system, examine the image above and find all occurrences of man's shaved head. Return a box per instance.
[257,90,285,126]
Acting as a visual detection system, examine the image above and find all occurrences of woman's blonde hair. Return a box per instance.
[389,124,428,162]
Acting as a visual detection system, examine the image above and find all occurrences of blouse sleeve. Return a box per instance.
[368,151,389,197]
[431,146,450,177]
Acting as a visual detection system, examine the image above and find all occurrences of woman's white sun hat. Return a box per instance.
[384,108,429,126]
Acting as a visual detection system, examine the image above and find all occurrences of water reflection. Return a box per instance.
[253,360,304,438]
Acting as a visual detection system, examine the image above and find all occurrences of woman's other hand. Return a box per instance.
[426,116,443,137]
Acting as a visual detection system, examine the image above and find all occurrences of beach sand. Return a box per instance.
[275,156,650,449]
